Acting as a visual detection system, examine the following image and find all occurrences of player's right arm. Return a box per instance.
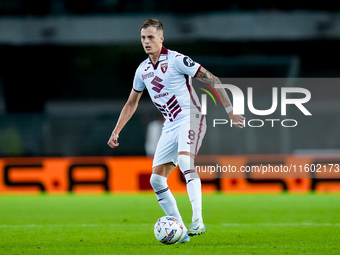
[107,89,143,148]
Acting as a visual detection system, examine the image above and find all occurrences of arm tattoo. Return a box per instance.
[196,68,221,87]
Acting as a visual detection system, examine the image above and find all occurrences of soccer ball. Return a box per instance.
[154,216,183,244]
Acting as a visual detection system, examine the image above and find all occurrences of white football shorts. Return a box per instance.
[152,115,206,168]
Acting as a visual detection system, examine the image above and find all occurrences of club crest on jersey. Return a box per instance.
[161,63,168,73]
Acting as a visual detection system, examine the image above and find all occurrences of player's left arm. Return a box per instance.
[195,66,245,129]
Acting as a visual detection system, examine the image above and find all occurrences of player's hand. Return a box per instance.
[107,132,119,148]
[228,111,245,129]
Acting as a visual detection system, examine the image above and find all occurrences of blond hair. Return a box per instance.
[140,18,163,31]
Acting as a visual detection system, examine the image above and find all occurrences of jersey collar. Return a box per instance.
[148,46,168,70]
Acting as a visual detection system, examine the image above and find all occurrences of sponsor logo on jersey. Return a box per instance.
[151,76,164,93]
[142,72,154,80]
[154,92,169,99]
[161,63,168,73]
[144,66,150,71]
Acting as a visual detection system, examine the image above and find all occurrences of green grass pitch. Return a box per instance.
[0,193,339,254]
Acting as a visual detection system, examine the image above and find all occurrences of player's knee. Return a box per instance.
[150,173,167,191]
[178,154,193,171]
[178,154,199,181]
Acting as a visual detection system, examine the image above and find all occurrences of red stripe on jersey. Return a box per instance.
[194,65,202,78]
[167,95,176,105]
[168,99,178,110]
[195,115,205,156]
[172,108,182,119]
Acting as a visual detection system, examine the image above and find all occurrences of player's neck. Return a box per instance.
[148,46,162,65]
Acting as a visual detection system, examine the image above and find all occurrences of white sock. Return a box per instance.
[150,174,183,224]
[178,155,203,222]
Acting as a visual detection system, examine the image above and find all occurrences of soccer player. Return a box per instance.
[108,18,245,243]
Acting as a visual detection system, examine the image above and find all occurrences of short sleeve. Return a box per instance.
[173,54,201,77]
[132,67,145,92]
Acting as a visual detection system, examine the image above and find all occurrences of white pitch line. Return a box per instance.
[0,223,152,228]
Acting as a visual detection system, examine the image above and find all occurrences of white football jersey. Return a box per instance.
[133,47,202,130]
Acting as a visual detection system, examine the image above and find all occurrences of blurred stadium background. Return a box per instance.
[0,1,339,158]
[1,4,340,253]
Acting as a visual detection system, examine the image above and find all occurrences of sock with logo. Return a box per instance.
[150,173,183,224]
[178,154,203,222]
